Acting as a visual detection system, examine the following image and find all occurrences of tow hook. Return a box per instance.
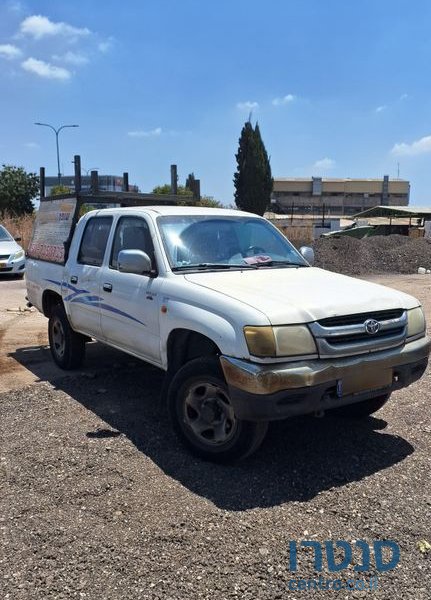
[313,410,325,418]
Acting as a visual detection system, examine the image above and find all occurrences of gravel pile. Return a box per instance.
[313,235,431,275]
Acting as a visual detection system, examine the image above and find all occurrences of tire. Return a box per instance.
[48,304,86,369]
[167,356,268,463]
[329,394,390,418]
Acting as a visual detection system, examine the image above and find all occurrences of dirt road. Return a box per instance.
[1,274,431,599]
[0,278,126,393]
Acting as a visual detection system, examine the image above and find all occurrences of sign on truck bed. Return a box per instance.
[27,197,78,264]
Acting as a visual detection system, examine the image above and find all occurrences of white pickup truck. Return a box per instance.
[26,205,430,462]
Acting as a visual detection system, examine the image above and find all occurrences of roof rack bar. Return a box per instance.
[90,170,99,193]
[39,166,45,199]
[74,155,81,195]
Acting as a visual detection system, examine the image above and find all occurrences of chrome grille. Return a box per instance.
[318,309,404,327]
[309,310,407,358]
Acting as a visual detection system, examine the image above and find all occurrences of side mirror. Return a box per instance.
[299,246,314,265]
[118,249,152,275]
[14,236,22,242]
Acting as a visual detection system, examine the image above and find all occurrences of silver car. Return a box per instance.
[0,224,26,277]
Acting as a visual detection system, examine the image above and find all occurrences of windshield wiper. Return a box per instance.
[253,260,308,268]
[172,263,258,271]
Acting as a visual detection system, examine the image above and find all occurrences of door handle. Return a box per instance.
[103,283,113,292]
[70,276,78,284]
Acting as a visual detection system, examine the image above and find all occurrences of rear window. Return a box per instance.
[78,217,112,266]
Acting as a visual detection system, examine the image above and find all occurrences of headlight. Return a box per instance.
[244,325,317,357]
[11,250,25,260]
[407,307,426,339]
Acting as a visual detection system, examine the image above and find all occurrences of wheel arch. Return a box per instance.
[42,289,63,318]
[166,328,221,374]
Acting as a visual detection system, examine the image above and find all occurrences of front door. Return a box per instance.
[99,216,162,363]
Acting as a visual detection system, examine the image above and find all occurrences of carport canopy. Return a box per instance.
[353,205,431,220]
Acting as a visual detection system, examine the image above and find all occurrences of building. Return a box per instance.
[271,176,410,216]
[44,175,139,196]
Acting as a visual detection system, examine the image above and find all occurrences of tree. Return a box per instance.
[50,184,71,196]
[233,121,273,215]
[194,196,223,208]
[0,165,38,215]
[152,183,223,208]
[153,184,191,196]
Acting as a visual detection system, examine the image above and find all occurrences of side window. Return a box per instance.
[110,216,155,270]
[78,217,112,266]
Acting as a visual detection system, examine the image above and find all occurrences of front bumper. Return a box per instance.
[220,336,430,421]
[0,256,25,275]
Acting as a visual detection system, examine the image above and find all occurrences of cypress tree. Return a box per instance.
[233,121,273,215]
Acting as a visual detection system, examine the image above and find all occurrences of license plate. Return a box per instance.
[342,368,392,395]
[0,261,7,268]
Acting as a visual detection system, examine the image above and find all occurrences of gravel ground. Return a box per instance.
[2,355,431,598]
[314,235,431,275]
[1,275,431,599]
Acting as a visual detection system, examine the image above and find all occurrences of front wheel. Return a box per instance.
[167,357,268,463]
[48,304,86,369]
[328,394,391,418]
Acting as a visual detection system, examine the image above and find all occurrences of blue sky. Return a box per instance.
[1,0,431,205]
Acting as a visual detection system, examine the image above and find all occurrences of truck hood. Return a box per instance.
[184,267,419,324]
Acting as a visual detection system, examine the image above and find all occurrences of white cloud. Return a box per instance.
[391,135,431,156]
[127,127,162,138]
[52,51,88,65]
[236,101,259,111]
[272,94,295,106]
[98,38,114,53]
[20,15,90,40]
[0,43,22,59]
[400,93,408,101]
[21,57,71,80]
[313,157,336,171]
[24,142,40,148]
[375,105,387,113]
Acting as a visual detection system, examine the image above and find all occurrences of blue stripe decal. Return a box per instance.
[45,278,63,287]
[70,296,146,326]
[45,278,90,300]
[44,278,146,326]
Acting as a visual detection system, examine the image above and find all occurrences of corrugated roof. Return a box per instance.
[274,178,409,183]
[354,205,431,218]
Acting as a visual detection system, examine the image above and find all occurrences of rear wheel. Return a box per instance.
[48,304,86,369]
[167,356,268,463]
[329,394,390,418]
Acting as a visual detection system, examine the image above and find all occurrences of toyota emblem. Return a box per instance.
[364,318,380,335]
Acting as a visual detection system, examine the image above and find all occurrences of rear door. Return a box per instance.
[98,215,162,363]
[64,216,112,338]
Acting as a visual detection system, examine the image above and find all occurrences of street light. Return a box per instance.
[34,122,79,185]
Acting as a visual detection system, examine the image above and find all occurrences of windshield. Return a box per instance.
[157,215,308,271]
[0,225,13,242]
